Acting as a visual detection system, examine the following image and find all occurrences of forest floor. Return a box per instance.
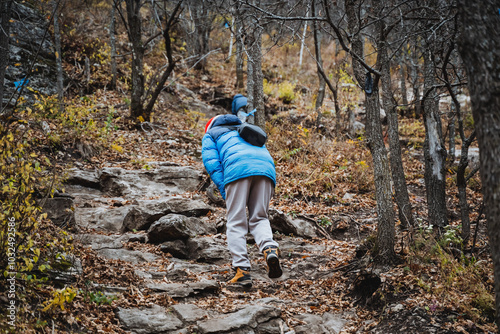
[2,4,495,329]
[20,61,495,334]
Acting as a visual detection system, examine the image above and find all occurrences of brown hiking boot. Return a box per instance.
[263,246,283,278]
[228,267,252,288]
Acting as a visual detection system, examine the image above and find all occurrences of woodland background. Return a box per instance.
[1,0,500,333]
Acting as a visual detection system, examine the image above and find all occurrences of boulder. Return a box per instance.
[97,248,157,264]
[147,214,216,244]
[186,236,229,263]
[269,209,319,238]
[75,206,132,232]
[171,304,209,323]
[4,2,58,105]
[145,280,219,298]
[160,240,189,259]
[123,197,213,232]
[41,197,75,228]
[99,166,203,198]
[65,168,100,189]
[196,305,281,334]
[117,305,183,334]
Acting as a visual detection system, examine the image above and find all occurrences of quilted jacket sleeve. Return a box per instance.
[201,134,226,199]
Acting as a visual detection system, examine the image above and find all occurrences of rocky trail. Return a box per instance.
[42,163,375,334]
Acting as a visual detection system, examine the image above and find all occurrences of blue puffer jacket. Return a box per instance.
[202,114,276,200]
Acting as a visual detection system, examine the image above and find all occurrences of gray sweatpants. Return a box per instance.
[225,175,279,268]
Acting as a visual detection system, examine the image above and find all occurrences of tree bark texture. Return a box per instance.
[235,21,244,89]
[312,0,325,128]
[346,0,395,264]
[422,50,448,227]
[125,0,145,120]
[379,31,414,228]
[110,3,117,90]
[457,1,500,328]
[53,0,64,112]
[0,0,14,111]
[190,0,211,72]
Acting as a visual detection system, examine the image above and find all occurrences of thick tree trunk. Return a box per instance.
[252,26,264,128]
[345,0,395,264]
[190,0,211,72]
[457,1,500,328]
[110,3,117,90]
[422,50,448,227]
[408,37,421,118]
[0,0,14,111]
[125,0,145,120]
[53,0,64,112]
[398,50,409,114]
[379,34,414,228]
[312,0,325,127]
[235,19,244,89]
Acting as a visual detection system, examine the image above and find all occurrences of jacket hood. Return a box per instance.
[231,94,247,114]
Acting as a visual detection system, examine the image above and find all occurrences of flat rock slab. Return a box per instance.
[197,305,281,334]
[100,166,203,198]
[97,248,158,264]
[145,280,219,298]
[75,206,132,232]
[294,313,348,334]
[171,303,209,323]
[117,305,184,334]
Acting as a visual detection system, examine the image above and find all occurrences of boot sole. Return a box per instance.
[267,255,283,278]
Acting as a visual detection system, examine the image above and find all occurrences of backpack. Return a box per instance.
[223,122,267,147]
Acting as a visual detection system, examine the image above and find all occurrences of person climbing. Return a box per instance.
[231,94,255,124]
[201,112,282,288]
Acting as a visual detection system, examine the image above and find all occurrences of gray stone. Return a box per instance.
[4,2,58,104]
[322,313,347,334]
[117,305,183,334]
[269,209,319,239]
[171,304,209,323]
[147,214,215,244]
[123,197,213,232]
[145,280,218,298]
[160,240,189,259]
[65,168,100,189]
[76,233,124,250]
[97,248,157,264]
[197,305,281,334]
[76,233,145,250]
[293,313,347,334]
[41,197,75,228]
[186,236,230,263]
[75,206,131,232]
[99,166,203,198]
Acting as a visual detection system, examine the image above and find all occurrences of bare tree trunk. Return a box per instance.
[457,0,500,328]
[298,9,308,67]
[312,0,325,127]
[422,50,448,228]
[53,0,64,112]
[124,0,145,120]
[190,0,211,73]
[110,2,117,90]
[235,18,244,89]
[0,0,14,111]
[345,0,395,264]
[245,10,263,128]
[398,49,409,114]
[379,31,414,228]
[408,37,421,118]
